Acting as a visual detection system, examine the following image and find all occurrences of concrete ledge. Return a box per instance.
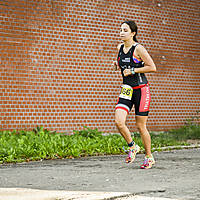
[0,188,178,200]
[152,144,200,151]
[1,188,128,200]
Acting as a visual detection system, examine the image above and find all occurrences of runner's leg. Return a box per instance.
[115,108,140,163]
[135,115,152,157]
[115,109,132,144]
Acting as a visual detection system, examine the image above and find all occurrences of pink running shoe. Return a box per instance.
[140,155,155,169]
[125,145,140,163]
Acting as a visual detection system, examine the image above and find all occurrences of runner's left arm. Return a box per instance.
[134,45,156,73]
[123,45,156,76]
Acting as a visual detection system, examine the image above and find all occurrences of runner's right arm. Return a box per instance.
[112,43,122,71]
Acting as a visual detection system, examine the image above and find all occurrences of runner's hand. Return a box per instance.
[112,61,119,71]
[123,69,131,76]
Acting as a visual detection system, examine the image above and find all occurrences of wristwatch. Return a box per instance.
[130,67,135,75]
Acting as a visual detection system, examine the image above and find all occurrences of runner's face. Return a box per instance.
[120,23,134,42]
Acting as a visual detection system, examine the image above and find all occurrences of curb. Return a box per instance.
[152,144,200,152]
[0,188,179,200]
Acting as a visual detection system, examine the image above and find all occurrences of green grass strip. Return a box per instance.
[0,124,199,164]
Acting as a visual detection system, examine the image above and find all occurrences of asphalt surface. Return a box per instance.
[0,148,200,200]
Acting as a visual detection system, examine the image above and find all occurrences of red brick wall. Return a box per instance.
[0,0,199,133]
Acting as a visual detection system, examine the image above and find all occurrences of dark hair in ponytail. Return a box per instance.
[122,20,138,42]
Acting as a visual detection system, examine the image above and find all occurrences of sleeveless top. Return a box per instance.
[117,43,148,87]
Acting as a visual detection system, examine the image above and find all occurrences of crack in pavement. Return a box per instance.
[105,190,167,200]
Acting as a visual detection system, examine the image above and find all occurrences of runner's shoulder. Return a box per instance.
[117,43,123,50]
[135,43,146,53]
[134,43,147,58]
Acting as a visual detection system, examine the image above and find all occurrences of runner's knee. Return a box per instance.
[136,122,147,133]
[115,118,126,129]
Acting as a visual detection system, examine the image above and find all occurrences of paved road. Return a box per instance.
[0,148,200,200]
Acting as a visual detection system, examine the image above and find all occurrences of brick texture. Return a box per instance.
[0,0,199,133]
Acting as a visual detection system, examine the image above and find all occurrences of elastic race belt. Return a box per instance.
[132,83,148,90]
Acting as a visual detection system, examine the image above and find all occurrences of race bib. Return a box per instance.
[119,85,133,100]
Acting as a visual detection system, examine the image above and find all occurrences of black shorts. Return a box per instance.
[115,84,151,116]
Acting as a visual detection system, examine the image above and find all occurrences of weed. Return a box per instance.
[0,121,199,164]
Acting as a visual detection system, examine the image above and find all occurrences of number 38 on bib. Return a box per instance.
[119,84,133,100]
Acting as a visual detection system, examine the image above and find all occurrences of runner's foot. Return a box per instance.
[140,155,155,169]
[125,144,140,163]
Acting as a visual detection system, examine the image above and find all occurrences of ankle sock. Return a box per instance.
[128,141,135,147]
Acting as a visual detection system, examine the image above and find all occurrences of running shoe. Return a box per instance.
[140,155,155,169]
[125,144,140,163]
